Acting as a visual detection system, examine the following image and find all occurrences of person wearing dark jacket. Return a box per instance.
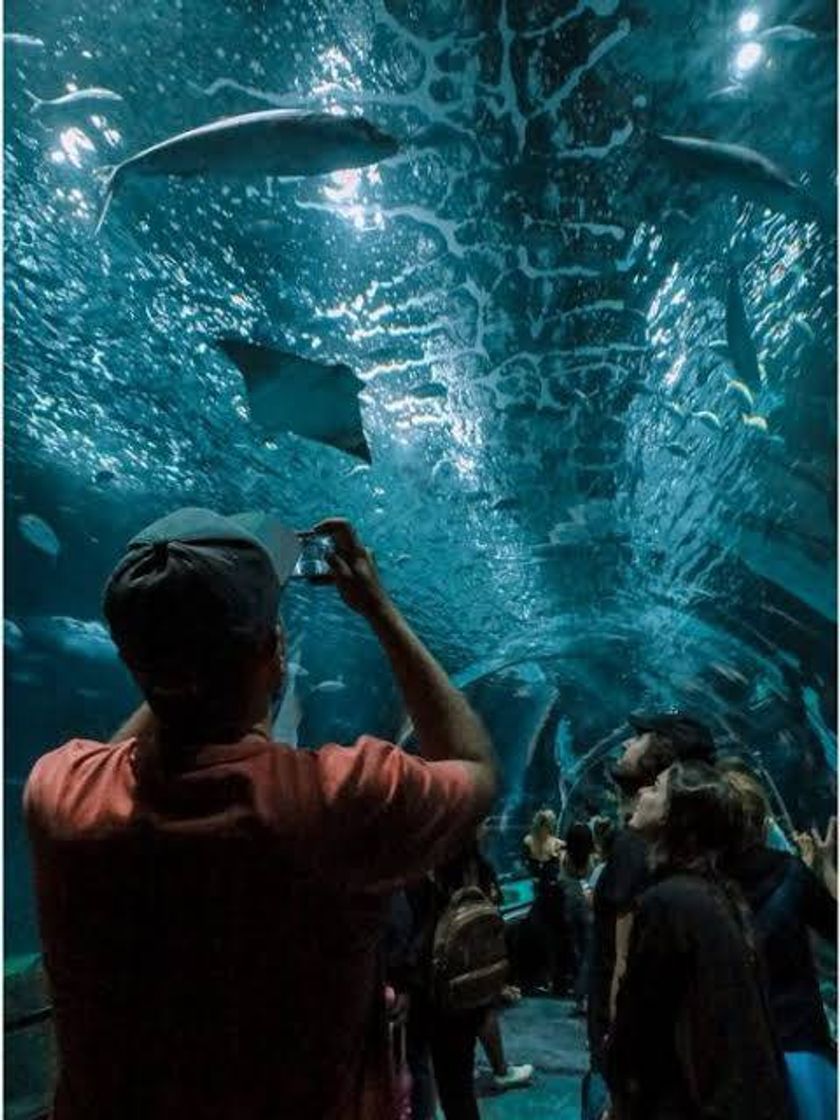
[583,712,716,1120]
[605,761,793,1120]
[721,763,837,1120]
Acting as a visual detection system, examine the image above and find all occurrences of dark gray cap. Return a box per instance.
[103,507,301,673]
[629,711,716,763]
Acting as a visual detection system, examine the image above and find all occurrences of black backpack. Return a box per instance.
[430,861,509,1013]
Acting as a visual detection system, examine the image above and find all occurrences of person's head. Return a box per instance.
[611,712,716,801]
[530,808,557,842]
[630,760,745,873]
[565,822,594,873]
[103,508,300,744]
[717,757,770,849]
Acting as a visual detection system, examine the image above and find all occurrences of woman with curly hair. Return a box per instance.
[604,761,793,1120]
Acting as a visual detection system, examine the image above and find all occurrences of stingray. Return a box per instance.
[217,338,371,462]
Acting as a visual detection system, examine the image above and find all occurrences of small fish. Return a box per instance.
[708,338,731,357]
[725,267,761,390]
[310,679,346,694]
[93,109,399,234]
[665,442,691,459]
[26,87,124,114]
[654,134,819,221]
[18,513,61,558]
[791,315,815,343]
[742,413,769,432]
[491,496,521,512]
[726,379,756,408]
[217,338,371,461]
[756,24,818,45]
[4,620,25,654]
[705,84,749,103]
[4,33,45,48]
[665,402,687,418]
[691,410,723,431]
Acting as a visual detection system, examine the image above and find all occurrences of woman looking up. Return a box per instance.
[605,761,793,1120]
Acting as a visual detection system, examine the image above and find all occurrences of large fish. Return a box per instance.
[725,267,762,390]
[217,338,371,462]
[654,133,819,220]
[94,109,399,233]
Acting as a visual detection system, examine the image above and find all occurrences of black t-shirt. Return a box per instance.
[605,872,793,1120]
[587,828,650,1064]
[725,845,836,1055]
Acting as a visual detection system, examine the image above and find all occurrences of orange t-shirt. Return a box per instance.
[24,733,488,1120]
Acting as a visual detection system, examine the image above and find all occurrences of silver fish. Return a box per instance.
[691,410,723,431]
[756,24,819,44]
[705,84,750,103]
[725,267,761,389]
[4,33,45,48]
[665,442,691,459]
[726,379,756,408]
[217,338,371,462]
[655,133,819,221]
[94,109,399,233]
[18,513,61,558]
[310,679,346,694]
[27,86,124,113]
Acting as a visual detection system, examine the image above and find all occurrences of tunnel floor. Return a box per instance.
[462,996,587,1119]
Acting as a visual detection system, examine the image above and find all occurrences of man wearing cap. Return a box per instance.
[24,510,497,1120]
[582,712,716,1120]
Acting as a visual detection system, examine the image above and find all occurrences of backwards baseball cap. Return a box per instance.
[629,711,716,763]
[103,507,302,675]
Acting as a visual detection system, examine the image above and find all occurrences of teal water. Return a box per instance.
[4,0,836,962]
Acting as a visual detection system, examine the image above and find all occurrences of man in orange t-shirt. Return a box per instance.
[24,508,497,1120]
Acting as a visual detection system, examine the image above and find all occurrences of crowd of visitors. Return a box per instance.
[22,507,837,1119]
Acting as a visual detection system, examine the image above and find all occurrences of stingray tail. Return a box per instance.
[24,90,43,113]
[92,165,120,236]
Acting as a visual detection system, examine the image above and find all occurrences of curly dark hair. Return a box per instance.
[653,761,755,955]
[652,761,746,874]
